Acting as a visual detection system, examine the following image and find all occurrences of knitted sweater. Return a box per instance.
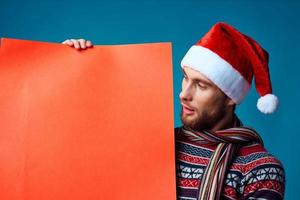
[175,126,285,200]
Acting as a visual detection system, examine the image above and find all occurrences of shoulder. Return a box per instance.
[234,143,284,173]
[235,143,286,199]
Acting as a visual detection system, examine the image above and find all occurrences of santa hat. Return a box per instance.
[181,22,278,114]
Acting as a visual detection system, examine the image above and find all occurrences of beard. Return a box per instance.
[180,101,227,132]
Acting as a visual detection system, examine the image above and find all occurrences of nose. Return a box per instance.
[179,81,193,102]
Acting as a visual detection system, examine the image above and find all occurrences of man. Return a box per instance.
[63,22,285,200]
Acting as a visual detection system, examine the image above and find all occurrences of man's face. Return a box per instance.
[179,66,229,131]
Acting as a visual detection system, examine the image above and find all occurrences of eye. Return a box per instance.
[198,82,207,89]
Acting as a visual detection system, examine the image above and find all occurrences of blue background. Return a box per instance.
[1,0,299,199]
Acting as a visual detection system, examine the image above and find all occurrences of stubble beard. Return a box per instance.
[180,103,227,132]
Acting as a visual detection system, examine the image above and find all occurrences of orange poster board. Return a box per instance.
[0,38,175,200]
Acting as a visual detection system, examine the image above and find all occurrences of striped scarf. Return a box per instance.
[181,114,264,200]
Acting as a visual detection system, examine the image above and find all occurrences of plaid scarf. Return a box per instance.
[181,114,264,200]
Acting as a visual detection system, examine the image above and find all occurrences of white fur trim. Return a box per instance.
[180,45,250,104]
[257,94,278,114]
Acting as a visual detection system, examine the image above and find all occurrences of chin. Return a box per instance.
[181,112,198,127]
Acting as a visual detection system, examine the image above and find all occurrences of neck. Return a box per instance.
[210,111,235,132]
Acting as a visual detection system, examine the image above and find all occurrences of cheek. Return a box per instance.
[193,90,216,110]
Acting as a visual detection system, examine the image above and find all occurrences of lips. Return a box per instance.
[181,103,195,115]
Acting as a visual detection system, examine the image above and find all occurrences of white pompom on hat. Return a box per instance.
[181,22,278,114]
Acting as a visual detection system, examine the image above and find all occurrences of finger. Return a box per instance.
[78,39,86,49]
[62,39,73,46]
[86,40,93,47]
[71,39,80,49]
[62,39,69,44]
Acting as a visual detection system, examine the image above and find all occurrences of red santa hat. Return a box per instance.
[181,22,278,114]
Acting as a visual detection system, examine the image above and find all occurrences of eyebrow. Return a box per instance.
[181,68,213,86]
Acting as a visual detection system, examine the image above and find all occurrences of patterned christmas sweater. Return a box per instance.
[175,126,285,200]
